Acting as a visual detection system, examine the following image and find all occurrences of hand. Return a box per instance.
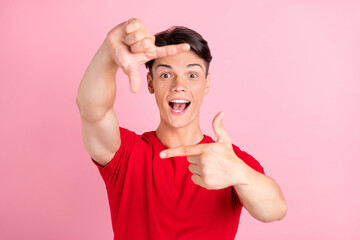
[160,112,247,190]
[106,18,190,93]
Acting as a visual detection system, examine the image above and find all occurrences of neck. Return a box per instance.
[155,118,204,148]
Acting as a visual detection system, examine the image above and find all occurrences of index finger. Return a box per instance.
[160,144,205,159]
[154,43,191,59]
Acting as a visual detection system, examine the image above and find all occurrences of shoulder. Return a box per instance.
[122,128,162,153]
[231,143,265,174]
[119,127,157,147]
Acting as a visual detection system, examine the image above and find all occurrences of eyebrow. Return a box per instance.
[155,63,203,70]
[156,64,172,70]
[187,63,203,70]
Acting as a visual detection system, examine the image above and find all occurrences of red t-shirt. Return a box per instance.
[92,127,265,240]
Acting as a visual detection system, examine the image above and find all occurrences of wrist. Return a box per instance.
[97,39,119,72]
[231,156,252,187]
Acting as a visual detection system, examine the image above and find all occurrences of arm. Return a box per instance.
[160,112,288,222]
[76,18,190,166]
[76,39,120,167]
[233,162,288,222]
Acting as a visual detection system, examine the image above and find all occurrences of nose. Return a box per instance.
[171,76,187,93]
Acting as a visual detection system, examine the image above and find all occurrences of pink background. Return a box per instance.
[1,0,359,239]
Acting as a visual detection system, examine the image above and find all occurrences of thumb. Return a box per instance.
[212,112,231,144]
[125,65,141,93]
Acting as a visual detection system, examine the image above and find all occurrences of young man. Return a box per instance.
[76,18,287,239]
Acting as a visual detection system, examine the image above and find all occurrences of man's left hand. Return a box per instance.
[160,112,248,190]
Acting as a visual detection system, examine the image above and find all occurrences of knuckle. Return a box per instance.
[133,30,142,41]
[148,36,155,45]
[202,177,211,187]
[182,148,189,155]
[143,38,153,49]
[120,61,137,75]
[198,155,207,164]
[121,63,132,73]
[126,18,144,33]
[128,18,141,26]
[202,145,211,154]
[201,166,209,176]
[132,18,142,24]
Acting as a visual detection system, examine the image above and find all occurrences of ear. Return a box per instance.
[204,73,210,94]
[147,72,154,94]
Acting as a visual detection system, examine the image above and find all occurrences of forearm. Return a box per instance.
[76,39,119,121]
[233,161,287,222]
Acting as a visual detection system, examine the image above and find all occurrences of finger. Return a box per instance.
[187,156,200,165]
[188,163,201,175]
[124,28,154,46]
[191,174,204,187]
[123,65,141,93]
[160,144,205,158]
[125,18,143,34]
[129,37,155,54]
[154,43,190,59]
[212,111,232,144]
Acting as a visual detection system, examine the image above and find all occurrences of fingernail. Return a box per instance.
[183,43,190,50]
[160,151,167,158]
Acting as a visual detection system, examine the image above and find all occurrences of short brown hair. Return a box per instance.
[145,26,212,77]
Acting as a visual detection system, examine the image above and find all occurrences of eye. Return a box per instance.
[188,73,198,78]
[160,73,172,79]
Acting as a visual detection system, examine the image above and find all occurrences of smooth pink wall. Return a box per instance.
[1,0,359,239]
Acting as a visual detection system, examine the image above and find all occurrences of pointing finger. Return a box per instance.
[160,144,205,159]
[154,43,190,59]
[212,111,232,144]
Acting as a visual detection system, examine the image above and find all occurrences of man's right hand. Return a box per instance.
[105,18,190,93]
[77,19,190,166]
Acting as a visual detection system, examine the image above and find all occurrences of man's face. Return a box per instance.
[147,50,210,129]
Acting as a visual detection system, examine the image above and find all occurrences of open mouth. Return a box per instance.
[168,99,191,113]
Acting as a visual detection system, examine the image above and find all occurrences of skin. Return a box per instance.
[147,50,210,148]
[76,18,287,223]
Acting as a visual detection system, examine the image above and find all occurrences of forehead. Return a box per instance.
[153,50,205,70]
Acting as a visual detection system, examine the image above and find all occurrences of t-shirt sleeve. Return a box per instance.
[232,144,265,175]
[91,127,137,187]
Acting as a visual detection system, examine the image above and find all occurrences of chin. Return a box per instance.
[167,113,198,129]
[169,121,190,129]
[165,118,189,129]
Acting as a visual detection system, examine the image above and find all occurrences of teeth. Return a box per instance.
[170,99,190,103]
